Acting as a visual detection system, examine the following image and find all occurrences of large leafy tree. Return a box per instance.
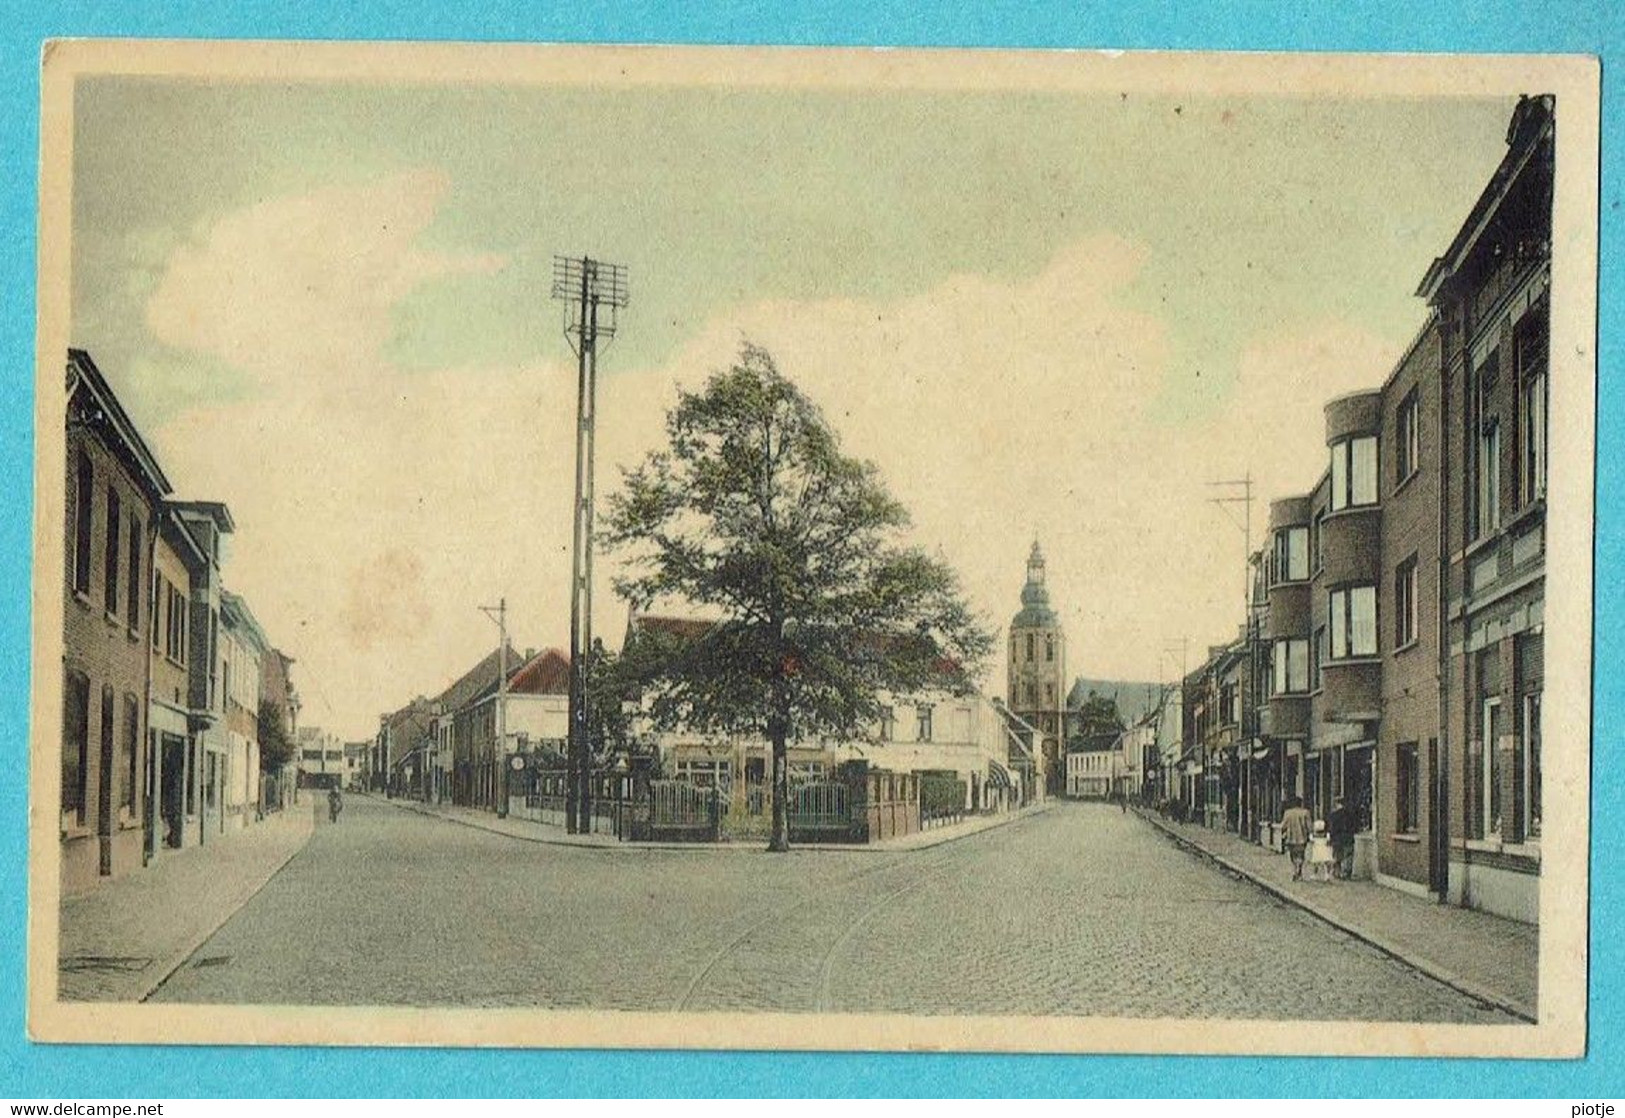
[258,698,295,774]
[603,343,992,851]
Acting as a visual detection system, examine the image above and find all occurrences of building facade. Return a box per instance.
[62,350,168,892]
[1227,96,1552,921]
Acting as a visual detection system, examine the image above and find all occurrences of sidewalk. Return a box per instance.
[57,802,318,1002]
[377,792,1048,854]
[1138,809,1538,1022]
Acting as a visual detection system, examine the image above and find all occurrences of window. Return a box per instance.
[1396,742,1420,834]
[1518,309,1548,508]
[1328,586,1377,659]
[1273,527,1309,583]
[1523,692,1542,841]
[150,574,162,650]
[62,669,90,824]
[1394,557,1418,648]
[879,705,894,741]
[1025,633,1034,662]
[99,684,114,822]
[1477,419,1501,538]
[166,584,188,665]
[1312,507,1327,572]
[1045,634,1054,662]
[916,704,933,742]
[1330,436,1378,511]
[1470,347,1501,540]
[103,487,121,613]
[1044,682,1054,706]
[73,452,94,594]
[1272,639,1309,695]
[1518,632,1543,842]
[1220,681,1238,726]
[126,517,142,629]
[1396,388,1421,484]
[1480,697,1502,839]
[123,694,140,813]
[1312,626,1325,691]
[186,741,197,815]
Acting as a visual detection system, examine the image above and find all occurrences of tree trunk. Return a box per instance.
[768,725,790,852]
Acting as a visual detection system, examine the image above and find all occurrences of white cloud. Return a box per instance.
[140,173,1414,736]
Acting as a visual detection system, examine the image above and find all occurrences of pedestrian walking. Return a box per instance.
[328,786,343,824]
[1280,796,1312,881]
[1328,797,1356,880]
[1307,819,1335,882]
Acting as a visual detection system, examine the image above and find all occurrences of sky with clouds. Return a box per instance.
[66,71,1520,738]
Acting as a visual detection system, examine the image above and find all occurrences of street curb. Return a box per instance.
[133,806,318,1004]
[370,793,1049,854]
[1134,809,1537,1023]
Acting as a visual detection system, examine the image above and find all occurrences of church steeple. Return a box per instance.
[1013,539,1059,629]
[1008,539,1067,796]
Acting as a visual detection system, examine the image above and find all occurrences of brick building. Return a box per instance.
[1238,95,1552,920]
[1419,94,1552,923]
[62,349,169,892]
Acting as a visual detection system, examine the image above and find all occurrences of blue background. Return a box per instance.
[2,0,1619,1099]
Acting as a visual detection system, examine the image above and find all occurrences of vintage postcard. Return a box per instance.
[29,41,1598,1057]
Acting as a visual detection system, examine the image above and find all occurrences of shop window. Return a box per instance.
[1480,697,1502,839]
[1523,692,1542,841]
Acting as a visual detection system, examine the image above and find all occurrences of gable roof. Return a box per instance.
[435,645,512,713]
[507,648,571,696]
[68,349,172,499]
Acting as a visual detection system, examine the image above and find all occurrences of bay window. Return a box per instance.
[1328,586,1377,660]
[1272,638,1309,695]
[1273,526,1309,584]
[1330,436,1378,511]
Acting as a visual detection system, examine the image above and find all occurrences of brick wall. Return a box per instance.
[62,423,156,892]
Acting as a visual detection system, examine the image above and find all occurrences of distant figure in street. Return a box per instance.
[1307,819,1335,882]
[1280,796,1313,881]
[1118,790,1127,813]
[328,786,343,824]
[1328,798,1356,880]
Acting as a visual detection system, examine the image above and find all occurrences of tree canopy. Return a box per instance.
[603,343,991,849]
[258,698,295,773]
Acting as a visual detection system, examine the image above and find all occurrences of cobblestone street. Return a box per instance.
[145,796,1515,1022]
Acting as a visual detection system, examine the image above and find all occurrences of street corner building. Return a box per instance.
[60,349,301,897]
[1180,94,1552,925]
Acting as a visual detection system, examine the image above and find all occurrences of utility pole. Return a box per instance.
[479,597,508,818]
[1207,472,1254,623]
[1208,473,1256,836]
[552,256,628,834]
